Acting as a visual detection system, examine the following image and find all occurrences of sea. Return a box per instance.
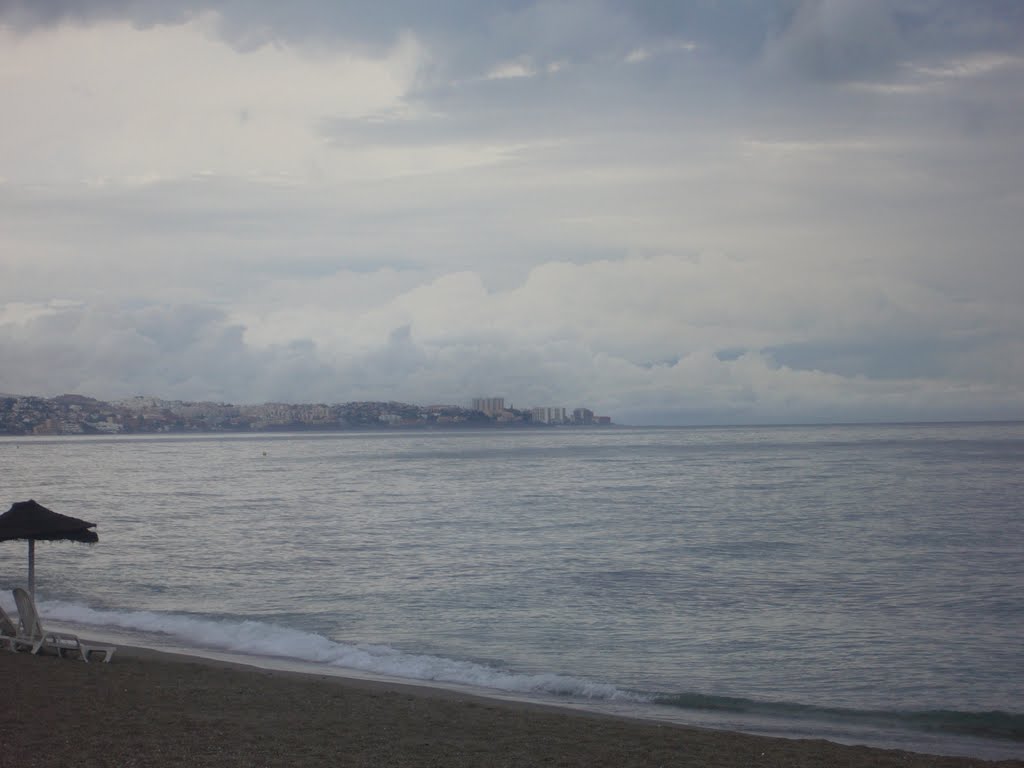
[1,423,1022,760]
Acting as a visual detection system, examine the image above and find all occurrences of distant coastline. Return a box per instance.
[0,393,614,436]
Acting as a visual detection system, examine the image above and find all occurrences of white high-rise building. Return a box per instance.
[530,407,566,424]
[573,408,594,425]
[472,397,505,416]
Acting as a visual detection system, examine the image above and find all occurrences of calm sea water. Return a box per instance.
[2,423,1022,759]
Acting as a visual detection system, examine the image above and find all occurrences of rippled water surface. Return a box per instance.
[2,423,1022,758]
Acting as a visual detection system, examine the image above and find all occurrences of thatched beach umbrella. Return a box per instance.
[0,500,98,596]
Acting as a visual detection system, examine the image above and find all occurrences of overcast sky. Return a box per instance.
[1,0,1022,425]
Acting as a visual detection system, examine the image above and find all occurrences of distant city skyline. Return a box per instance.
[0,392,613,435]
[2,2,1022,426]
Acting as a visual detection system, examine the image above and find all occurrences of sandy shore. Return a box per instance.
[1,646,1021,768]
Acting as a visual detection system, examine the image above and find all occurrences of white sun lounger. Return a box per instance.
[11,588,115,663]
[0,603,19,651]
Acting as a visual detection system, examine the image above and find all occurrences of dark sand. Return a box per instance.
[1,647,1021,768]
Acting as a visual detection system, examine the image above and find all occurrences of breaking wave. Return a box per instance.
[27,598,1023,749]
[39,600,645,703]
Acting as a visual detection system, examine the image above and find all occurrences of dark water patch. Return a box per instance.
[654,692,1024,741]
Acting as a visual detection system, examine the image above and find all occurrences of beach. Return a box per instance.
[2,647,1020,768]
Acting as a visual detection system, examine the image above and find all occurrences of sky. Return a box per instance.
[1,0,1022,425]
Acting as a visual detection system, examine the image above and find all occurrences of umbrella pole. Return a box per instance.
[28,540,35,596]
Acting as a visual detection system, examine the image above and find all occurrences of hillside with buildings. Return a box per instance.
[0,394,612,436]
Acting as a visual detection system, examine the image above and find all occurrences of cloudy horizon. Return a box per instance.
[1,0,1022,425]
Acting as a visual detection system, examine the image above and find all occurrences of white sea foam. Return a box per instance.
[39,599,644,703]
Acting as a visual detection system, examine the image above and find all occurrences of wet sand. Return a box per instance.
[1,646,1021,768]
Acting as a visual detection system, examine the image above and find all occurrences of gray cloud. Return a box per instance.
[1,1,1023,423]
[0,0,187,32]
[4,1,1019,68]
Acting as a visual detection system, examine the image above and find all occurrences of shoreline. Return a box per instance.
[3,643,1021,768]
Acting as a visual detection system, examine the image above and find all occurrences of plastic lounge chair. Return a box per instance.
[0,604,19,651]
[11,588,115,663]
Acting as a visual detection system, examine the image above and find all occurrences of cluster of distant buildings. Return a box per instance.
[0,393,612,435]
[471,398,611,426]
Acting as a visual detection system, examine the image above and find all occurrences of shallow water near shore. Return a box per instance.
[2,423,1022,759]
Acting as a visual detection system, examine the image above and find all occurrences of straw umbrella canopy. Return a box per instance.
[0,500,98,596]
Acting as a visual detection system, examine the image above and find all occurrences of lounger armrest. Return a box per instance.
[41,631,81,648]
[80,642,116,663]
[9,635,35,651]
